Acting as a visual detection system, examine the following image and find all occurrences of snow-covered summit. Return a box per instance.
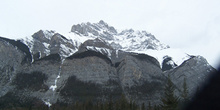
[113,29,169,51]
[20,20,190,68]
[71,20,117,40]
[20,30,78,61]
[71,20,169,51]
[131,48,192,68]
[69,20,192,68]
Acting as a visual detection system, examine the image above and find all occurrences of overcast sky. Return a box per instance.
[0,0,220,68]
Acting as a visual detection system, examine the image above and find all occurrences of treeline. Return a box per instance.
[1,75,191,110]
[50,95,141,110]
[0,95,141,110]
[50,75,189,110]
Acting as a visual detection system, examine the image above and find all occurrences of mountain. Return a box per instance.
[164,56,216,96]
[71,20,169,51]
[0,20,216,109]
[21,30,78,60]
[21,20,187,66]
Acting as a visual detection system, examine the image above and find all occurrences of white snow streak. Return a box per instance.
[43,100,52,107]
[116,50,119,58]
[50,59,65,91]
[60,44,76,57]
[42,30,55,40]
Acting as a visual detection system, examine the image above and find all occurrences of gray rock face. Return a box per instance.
[71,20,117,40]
[163,56,217,98]
[71,20,169,51]
[0,37,28,97]
[78,38,113,53]
[0,36,167,106]
[21,30,77,60]
[0,20,217,108]
[0,53,65,106]
[162,55,178,71]
[116,54,165,105]
[29,30,55,58]
[58,52,121,103]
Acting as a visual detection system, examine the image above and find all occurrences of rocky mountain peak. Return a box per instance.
[0,20,217,109]
[71,20,117,40]
[32,30,55,42]
[97,20,117,34]
[98,20,107,25]
[21,30,77,60]
[70,20,169,51]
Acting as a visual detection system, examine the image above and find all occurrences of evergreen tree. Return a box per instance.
[119,94,129,110]
[129,100,133,110]
[85,99,93,110]
[153,105,161,110]
[115,100,120,110]
[108,95,113,110]
[103,101,109,110]
[132,101,138,110]
[160,74,179,110]
[141,103,145,110]
[181,77,189,101]
[100,102,104,110]
[147,102,152,110]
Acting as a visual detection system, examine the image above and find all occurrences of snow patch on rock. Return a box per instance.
[86,46,112,59]
[43,100,52,107]
[131,48,191,68]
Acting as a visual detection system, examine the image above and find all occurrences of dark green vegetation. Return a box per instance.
[0,74,190,110]
[60,76,122,103]
[34,53,61,62]
[160,75,179,110]
[0,92,41,109]
[12,71,48,91]
[60,75,104,102]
